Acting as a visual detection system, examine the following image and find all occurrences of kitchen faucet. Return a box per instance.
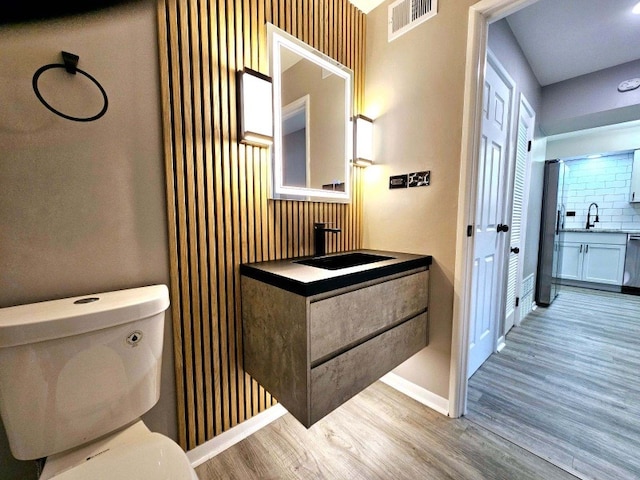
[313,222,341,256]
[586,202,599,229]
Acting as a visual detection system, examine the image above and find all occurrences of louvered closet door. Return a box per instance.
[504,95,535,334]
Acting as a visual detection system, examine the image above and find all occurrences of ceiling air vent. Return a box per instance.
[388,0,438,42]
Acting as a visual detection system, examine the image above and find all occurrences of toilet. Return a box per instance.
[0,285,198,479]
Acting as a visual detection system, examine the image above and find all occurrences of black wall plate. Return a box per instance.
[389,174,408,189]
[409,171,430,187]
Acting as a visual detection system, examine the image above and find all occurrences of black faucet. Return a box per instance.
[586,202,599,229]
[313,222,341,257]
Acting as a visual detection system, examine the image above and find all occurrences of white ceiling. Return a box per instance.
[349,0,384,14]
[505,0,640,86]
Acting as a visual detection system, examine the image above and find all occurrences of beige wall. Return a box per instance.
[363,0,478,398]
[0,2,175,478]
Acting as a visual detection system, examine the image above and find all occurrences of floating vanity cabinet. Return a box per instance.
[240,250,431,427]
[558,232,627,286]
[630,150,640,203]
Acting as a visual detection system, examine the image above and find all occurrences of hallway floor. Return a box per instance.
[467,286,640,480]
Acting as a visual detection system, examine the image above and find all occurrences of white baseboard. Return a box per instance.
[380,372,449,416]
[186,403,288,468]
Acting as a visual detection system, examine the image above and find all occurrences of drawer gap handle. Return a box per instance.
[310,308,428,369]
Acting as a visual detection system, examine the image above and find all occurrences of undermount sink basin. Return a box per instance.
[294,252,393,270]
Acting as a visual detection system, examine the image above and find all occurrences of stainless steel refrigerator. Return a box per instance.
[535,160,566,306]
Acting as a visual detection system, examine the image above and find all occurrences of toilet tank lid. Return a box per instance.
[0,285,170,348]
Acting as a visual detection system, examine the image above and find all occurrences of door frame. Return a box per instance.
[282,94,312,188]
[449,0,540,418]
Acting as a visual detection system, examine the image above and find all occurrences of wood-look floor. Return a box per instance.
[196,381,573,480]
[467,286,640,480]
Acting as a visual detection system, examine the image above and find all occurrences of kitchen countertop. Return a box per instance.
[562,228,640,234]
[240,249,432,296]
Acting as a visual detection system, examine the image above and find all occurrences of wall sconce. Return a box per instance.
[353,114,374,167]
[237,68,273,147]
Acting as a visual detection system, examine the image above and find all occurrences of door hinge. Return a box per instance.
[527,140,532,152]
[515,297,520,307]
[467,225,473,237]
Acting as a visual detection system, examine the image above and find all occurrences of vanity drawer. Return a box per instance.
[309,311,428,424]
[309,270,428,363]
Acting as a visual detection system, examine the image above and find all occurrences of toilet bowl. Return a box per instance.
[0,285,199,480]
[40,421,198,480]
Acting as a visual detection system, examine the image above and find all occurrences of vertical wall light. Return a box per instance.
[237,68,273,147]
[353,114,374,166]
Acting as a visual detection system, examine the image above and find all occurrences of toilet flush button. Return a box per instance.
[74,297,100,304]
[126,330,143,346]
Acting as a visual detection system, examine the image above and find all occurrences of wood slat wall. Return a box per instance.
[156,0,366,450]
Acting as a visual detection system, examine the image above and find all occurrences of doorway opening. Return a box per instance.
[450,0,540,418]
[451,0,640,416]
[452,0,640,476]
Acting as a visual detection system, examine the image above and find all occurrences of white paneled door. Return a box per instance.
[468,53,514,379]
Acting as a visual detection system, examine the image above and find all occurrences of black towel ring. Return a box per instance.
[32,51,108,122]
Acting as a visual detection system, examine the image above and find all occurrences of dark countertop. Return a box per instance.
[240,249,432,296]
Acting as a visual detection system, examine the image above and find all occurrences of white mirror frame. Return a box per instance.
[268,23,353,202]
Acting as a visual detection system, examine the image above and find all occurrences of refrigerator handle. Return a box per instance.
[580,244,583,253]
[586,244,589,254]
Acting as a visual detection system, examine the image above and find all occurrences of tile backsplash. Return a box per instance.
[562,151,640,230]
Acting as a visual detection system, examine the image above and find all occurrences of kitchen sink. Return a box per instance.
[294,252,393,270]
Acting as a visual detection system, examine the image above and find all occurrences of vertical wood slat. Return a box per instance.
[185,0,208,445]
[208,0,226,438]
[218,0,230,430]
[156,0,187,450]
[157,0,367,450]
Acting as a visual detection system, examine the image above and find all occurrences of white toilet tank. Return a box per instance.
[0,285,170,461]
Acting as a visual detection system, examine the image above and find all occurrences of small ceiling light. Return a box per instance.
[237,68,273,147]
[353,114,374,167]
[633,1,640,14]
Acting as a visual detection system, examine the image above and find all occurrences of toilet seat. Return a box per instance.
[41,421,198,480]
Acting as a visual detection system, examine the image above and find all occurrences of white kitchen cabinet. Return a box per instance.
[631,150,640,203]
[582,243,627,284]
[558,232,627,286]
[558,242,583,281]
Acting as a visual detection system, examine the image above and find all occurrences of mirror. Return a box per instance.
[268,24,353,202]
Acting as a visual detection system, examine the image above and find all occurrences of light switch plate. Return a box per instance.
[389,173,409,188]
[389,174,408,189]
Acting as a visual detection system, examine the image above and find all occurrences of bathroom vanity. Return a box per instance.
[240,250,432,427]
